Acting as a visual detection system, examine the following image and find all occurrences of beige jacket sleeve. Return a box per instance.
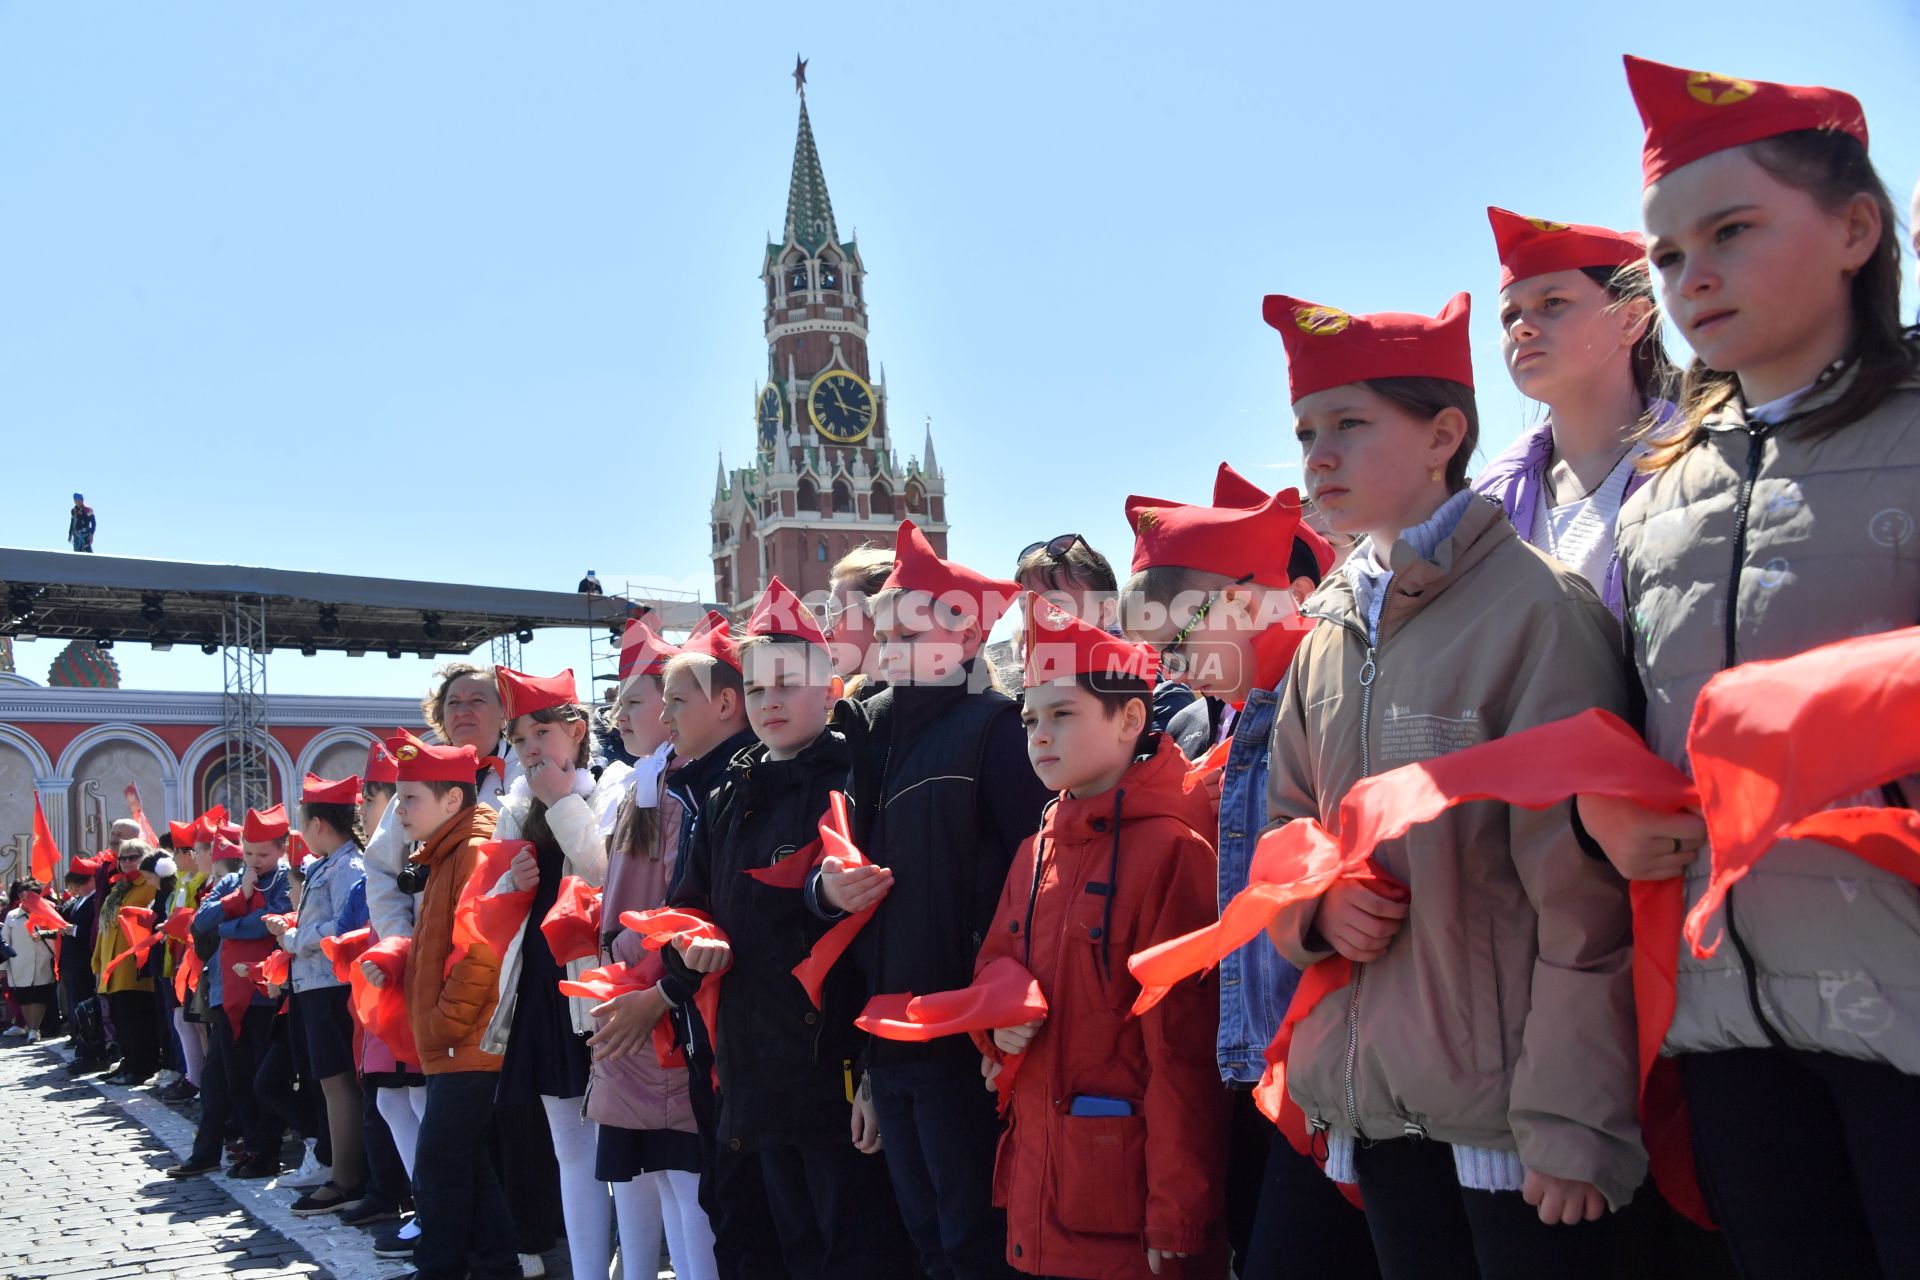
[1500,597,1646,1210]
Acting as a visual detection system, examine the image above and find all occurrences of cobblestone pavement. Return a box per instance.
[0,1035,589,1280]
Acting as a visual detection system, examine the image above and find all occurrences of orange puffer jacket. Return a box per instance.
[404,804,503,1075]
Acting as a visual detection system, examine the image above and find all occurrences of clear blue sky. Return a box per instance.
[5,2,1917,698]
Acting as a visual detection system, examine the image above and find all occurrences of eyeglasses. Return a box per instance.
[1017,533,1089,565]
[1158,573,1255,681]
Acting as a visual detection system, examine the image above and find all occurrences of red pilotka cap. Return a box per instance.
[679,611,741,673]
[242,804,289,843]
[1624,54,1868,187]
[387,730,480,784]
[882,520,1020,630]
[167,820,198,848]
[616,618,681,681]
[746,576,828,651]
[1126,484,1327,588]
[301,773,363,807]
[1264,292,1474,403]
[1022,593,1161,688]
[195,807,228,845]
[1487,207,1645,290]
[364,740,400,786]
[496,667,578,720]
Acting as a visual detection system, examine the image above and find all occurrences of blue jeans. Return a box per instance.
[867,1053,1017,1280]
[413,1071,518,1280]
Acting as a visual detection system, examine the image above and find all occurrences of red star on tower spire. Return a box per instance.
[793,54,808,97]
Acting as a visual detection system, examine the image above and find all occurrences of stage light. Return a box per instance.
[201,642,219,655]
[515,626,535,645]
[345,647,366,658]
[318,605,340,635]
[422,612,444,640]
[386,646,403,659]
[300,645,318,657]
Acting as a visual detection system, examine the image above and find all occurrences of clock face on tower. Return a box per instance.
[756,382,785,453]
[806,369,876,445]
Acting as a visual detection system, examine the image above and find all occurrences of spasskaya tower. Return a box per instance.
[710,59,948,610]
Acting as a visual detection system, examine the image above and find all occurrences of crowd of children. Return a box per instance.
[4,53,1918,1280]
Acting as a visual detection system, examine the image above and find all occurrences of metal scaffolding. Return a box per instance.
[489,631,523,675]
[220,597,272,814]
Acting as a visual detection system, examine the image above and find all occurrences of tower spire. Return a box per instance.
[783,60,839,254]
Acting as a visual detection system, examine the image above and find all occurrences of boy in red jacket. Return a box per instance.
[976,596,1227,1279]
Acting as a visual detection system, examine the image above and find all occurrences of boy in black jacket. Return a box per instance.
[666,578,912,1278]
[809,522,1053,1280]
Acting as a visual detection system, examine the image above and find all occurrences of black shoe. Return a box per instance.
[65,1057,109,1076]
[228,1156,281,1180]
[100,1069,133,1085]
[372,1227,416,1258]
[291,1182,362,1217]
[339,1197,402,1226]
[165,1155,221,1179]
[160,1080,199,1103]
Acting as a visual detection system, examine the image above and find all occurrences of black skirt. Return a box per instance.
[594,1123,702,1182]
[494,838,592,1105]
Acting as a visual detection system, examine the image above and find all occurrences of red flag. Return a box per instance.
[123,785,159,849]
[448,840,536,977]
[350,936,417,1065]
[1683,625,1920,958]
[102,906,160,978]
[19,891,68,938]
[540,877,603,966]
[253,947,292,992]
[790,792,879,1008]
[604,907,728,1082]
[175,947,202,1005]
[322,927,375,986]
[30,794,61,886]
[1182,737,1233,796]
[561,959,688,1070]
[1128,708,1695,1012]
[742,836,823,889]
[857,956,1048,1112]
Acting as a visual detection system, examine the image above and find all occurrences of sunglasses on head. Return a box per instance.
[1018,533,1089,564]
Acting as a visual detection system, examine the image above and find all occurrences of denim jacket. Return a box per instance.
[1214,687,1296,1085]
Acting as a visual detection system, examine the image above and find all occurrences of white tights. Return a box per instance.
[610,1168,715,1280]
[540,1094,614,1280]
[376,1084,428,1179]
[171,1008,206,1087]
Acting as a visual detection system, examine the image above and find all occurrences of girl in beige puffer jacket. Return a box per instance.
[1584,57,1920,1280]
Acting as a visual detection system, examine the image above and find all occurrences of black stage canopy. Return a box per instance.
[0,548,710,657]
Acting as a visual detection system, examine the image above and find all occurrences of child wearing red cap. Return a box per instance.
[384,734,518,1280]
[267,775,369,1215]
[1264,290,1641,1276]
[1578,57,1920,1279]
[588,618,748,1280]
[661,578,916,1276]
[811,520,1053,1280]
[1115,466,1362,1277]
[482,668,620,1280]
[1474,208,1681,617]
[974,599,1227,1278]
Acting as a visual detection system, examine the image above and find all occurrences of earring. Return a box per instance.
[1430,467,1442,484]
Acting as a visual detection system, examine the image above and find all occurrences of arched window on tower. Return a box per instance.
[788,259,811,293]
[906,481,926,514]
[819,255,841,291]
[816,540,829,562]
[870,479,894,520]
[796,477,819,514]
[831,479,854,515]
